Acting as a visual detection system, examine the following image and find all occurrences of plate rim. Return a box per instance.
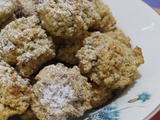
[90,0,160,119]
[144,104,160,120]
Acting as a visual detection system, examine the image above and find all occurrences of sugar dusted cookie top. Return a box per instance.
[31,63,92,120]
[0,15,55,77]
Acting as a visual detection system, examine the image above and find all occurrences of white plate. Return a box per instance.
[84,0,160,120]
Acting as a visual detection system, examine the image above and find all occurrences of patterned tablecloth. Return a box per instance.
[143,0,160,14]
[151,111,160,120]
[143,0,160,119]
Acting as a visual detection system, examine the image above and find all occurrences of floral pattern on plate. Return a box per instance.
[86,92,151,120]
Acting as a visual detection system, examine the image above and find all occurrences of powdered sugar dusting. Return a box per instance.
[39,81,75,111]
[0,0,13,8]
[32,63,92,120]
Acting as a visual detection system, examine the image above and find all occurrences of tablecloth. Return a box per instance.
[143,0,160,14]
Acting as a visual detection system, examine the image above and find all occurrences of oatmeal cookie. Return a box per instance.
[37,0,116,39]
[31,63,92,120]
[76,30,144,90]
[0,0,15,26]
[0,61,30,120]
[0,15,55,77]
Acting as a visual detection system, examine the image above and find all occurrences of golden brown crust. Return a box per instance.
[0,15,55,77]
[76,29,144,90]
[105,28,131,47]
[0,61,31,120]
[0,0,15,25]
[31,63,92,120]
